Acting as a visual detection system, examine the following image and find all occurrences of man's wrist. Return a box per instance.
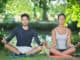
[40,43,43,46]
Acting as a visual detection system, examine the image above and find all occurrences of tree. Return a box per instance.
[6,0,32,15]
[4,0,33,22]
[65,0,80,28]
[0,0,7,13]
[31,0,50,21]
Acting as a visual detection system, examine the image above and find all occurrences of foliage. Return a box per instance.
[0,0,80,31]
[0,0,7,13]
[65,0,80,28]
[0,28,4,49]
[6,0,32,15]
[0,22,79,32]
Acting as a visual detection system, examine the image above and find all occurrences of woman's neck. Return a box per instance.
[59,24,65,28]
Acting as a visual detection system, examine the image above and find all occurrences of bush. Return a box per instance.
[0,21,79,32]
[0,31,4,49]
[0,22,58,31]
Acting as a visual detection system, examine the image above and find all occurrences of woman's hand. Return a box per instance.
[68,44,75,48]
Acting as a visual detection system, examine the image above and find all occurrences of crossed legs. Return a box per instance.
[50,47,76,56]
[2,40,77,56]
[4,43,42,55]
[4,43,20,55]
[42,40,76,56]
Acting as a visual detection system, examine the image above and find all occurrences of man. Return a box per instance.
[1,13,43,57]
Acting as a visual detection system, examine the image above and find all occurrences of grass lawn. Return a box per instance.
[0,50,80,60]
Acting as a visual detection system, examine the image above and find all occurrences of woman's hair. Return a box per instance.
[58,13,66,20]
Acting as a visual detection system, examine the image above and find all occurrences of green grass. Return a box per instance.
[0,50,80,60]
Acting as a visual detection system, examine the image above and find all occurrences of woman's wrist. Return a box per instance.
[68,44,75,47]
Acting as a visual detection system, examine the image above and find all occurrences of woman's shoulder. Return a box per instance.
[66,28,71,33]
[52,27,58,32]
[66,28,71,31]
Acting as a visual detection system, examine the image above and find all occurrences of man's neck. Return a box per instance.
[22,25,29,30]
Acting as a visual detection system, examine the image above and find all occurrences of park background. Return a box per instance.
[0,0,80,60]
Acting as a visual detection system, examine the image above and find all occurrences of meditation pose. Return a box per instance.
[44,13,77,58]
[1,13,43,57]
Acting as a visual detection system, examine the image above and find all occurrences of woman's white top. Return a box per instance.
[55,29,68,50]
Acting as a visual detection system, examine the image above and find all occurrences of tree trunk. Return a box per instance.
[42,0,48,21]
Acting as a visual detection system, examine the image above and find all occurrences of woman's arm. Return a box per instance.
[51,29,57,48]
[67,29,74,47]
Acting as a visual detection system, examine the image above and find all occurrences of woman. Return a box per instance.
[49,13,76,58]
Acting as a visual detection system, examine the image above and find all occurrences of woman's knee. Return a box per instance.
[70,47,76,52]
[49,48,56,52]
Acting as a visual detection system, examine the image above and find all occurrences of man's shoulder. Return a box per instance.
[30,28,35,31]
[14,26,21,30]
[30,28,37,33]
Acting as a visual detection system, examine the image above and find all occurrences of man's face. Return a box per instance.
[21,16,29,26]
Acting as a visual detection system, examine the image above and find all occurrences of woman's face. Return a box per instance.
[58,15,65,25]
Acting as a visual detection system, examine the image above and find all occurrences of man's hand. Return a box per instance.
[1,39,7,44]
[41,40,50,49]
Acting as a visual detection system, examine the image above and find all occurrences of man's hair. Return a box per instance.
[21,13,30,20]
[58,13,66,20]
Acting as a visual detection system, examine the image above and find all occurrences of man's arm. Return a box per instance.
[2,27,17,44]
[33,31,42,46]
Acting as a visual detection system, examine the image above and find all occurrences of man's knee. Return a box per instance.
[37,46,42,51]
[4,44,9,48]
[1,40,7,44]
[4,44,12,49]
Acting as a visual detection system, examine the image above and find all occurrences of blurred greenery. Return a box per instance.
[65,0,80,28]
[0,0,80,58]
[0,0,79,24]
